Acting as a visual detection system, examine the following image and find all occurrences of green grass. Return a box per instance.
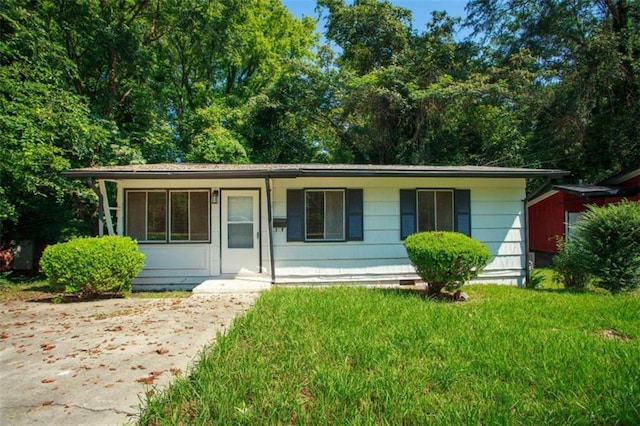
[0,274,52,301]
[139,285,640,425]
[0,273,190,301]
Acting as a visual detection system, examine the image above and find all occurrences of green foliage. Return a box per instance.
[466,0,640,181]
[404,231,492,295]
[526,269,547,289]
[571,201,640,294]
[552,238,591,289]
[185,126,249,164]
[319,0,412,74]
[318,3,538,166]
[40,236,145,297]
[0,2,111,241]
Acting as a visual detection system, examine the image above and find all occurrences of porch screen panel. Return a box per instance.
[170,192,189,241]
[147,192,167,241]
[189,191,209,241]
[126,192,146,240]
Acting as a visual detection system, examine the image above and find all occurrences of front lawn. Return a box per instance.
[139,285,640,425]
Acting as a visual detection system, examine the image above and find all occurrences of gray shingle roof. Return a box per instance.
[552,184,639,197]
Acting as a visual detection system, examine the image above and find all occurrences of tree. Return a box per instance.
[0,1,108,241]
[151,0,318,158]
[45,0,176,162]
[319,0,412,74]
[319,4,533,166]
[466,0,640,182]
[242,57,349,163]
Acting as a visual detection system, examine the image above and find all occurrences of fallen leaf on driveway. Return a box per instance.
[137,376,155,385]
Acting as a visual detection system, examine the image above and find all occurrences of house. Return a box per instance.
[63,163,567,290]
[528,164,640,266]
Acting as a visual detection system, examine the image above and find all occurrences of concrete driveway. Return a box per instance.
[0,293,259,425]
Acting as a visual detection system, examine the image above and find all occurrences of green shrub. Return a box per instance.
[404,231,492,295]
[40,236,145,297]
[552,238,591,289]
[572,200,640,293]
[526,269,547,289]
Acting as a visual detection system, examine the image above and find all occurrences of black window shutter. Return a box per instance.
[287,189,304,241]
[454,189,471,236]
[400,189,416,239]
[345,189,363,241]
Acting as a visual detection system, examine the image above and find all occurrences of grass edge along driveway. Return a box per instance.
[140,285,640,425]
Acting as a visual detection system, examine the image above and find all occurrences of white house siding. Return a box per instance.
[110,175,526,289]
[271,176,527,286]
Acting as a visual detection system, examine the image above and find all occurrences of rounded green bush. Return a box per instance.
[40,236,145,297]
[404,231,492,295]
[572,200,640,294]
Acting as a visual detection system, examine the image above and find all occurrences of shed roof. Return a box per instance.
[63,163,568,180]
[552,184,639,198]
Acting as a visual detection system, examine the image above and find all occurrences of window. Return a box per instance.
[417,190,454,232]
[306,190,345,240]
[287,189,363,242]
[400,189,471,239]
[565,211,584,242]
[126,190,210,243]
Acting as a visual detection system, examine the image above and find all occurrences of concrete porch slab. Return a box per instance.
[193,277,272,294]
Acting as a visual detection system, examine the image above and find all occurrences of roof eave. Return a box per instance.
[61,170,299,180]
[62,168,569,180]
[295,168,568,179]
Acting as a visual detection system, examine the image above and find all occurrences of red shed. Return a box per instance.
[528,165,640,266]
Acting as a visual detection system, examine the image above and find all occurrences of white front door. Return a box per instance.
[221,190,261,274]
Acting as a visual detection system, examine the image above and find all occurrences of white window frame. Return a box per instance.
[565,211,584,242]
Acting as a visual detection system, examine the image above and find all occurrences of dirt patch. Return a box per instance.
[0,293,259,425]
[600,329,630,342]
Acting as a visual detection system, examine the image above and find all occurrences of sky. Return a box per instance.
[282,0,470,37]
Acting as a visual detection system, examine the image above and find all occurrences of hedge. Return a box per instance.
[404,231,492,295]
[40,236,145,297]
